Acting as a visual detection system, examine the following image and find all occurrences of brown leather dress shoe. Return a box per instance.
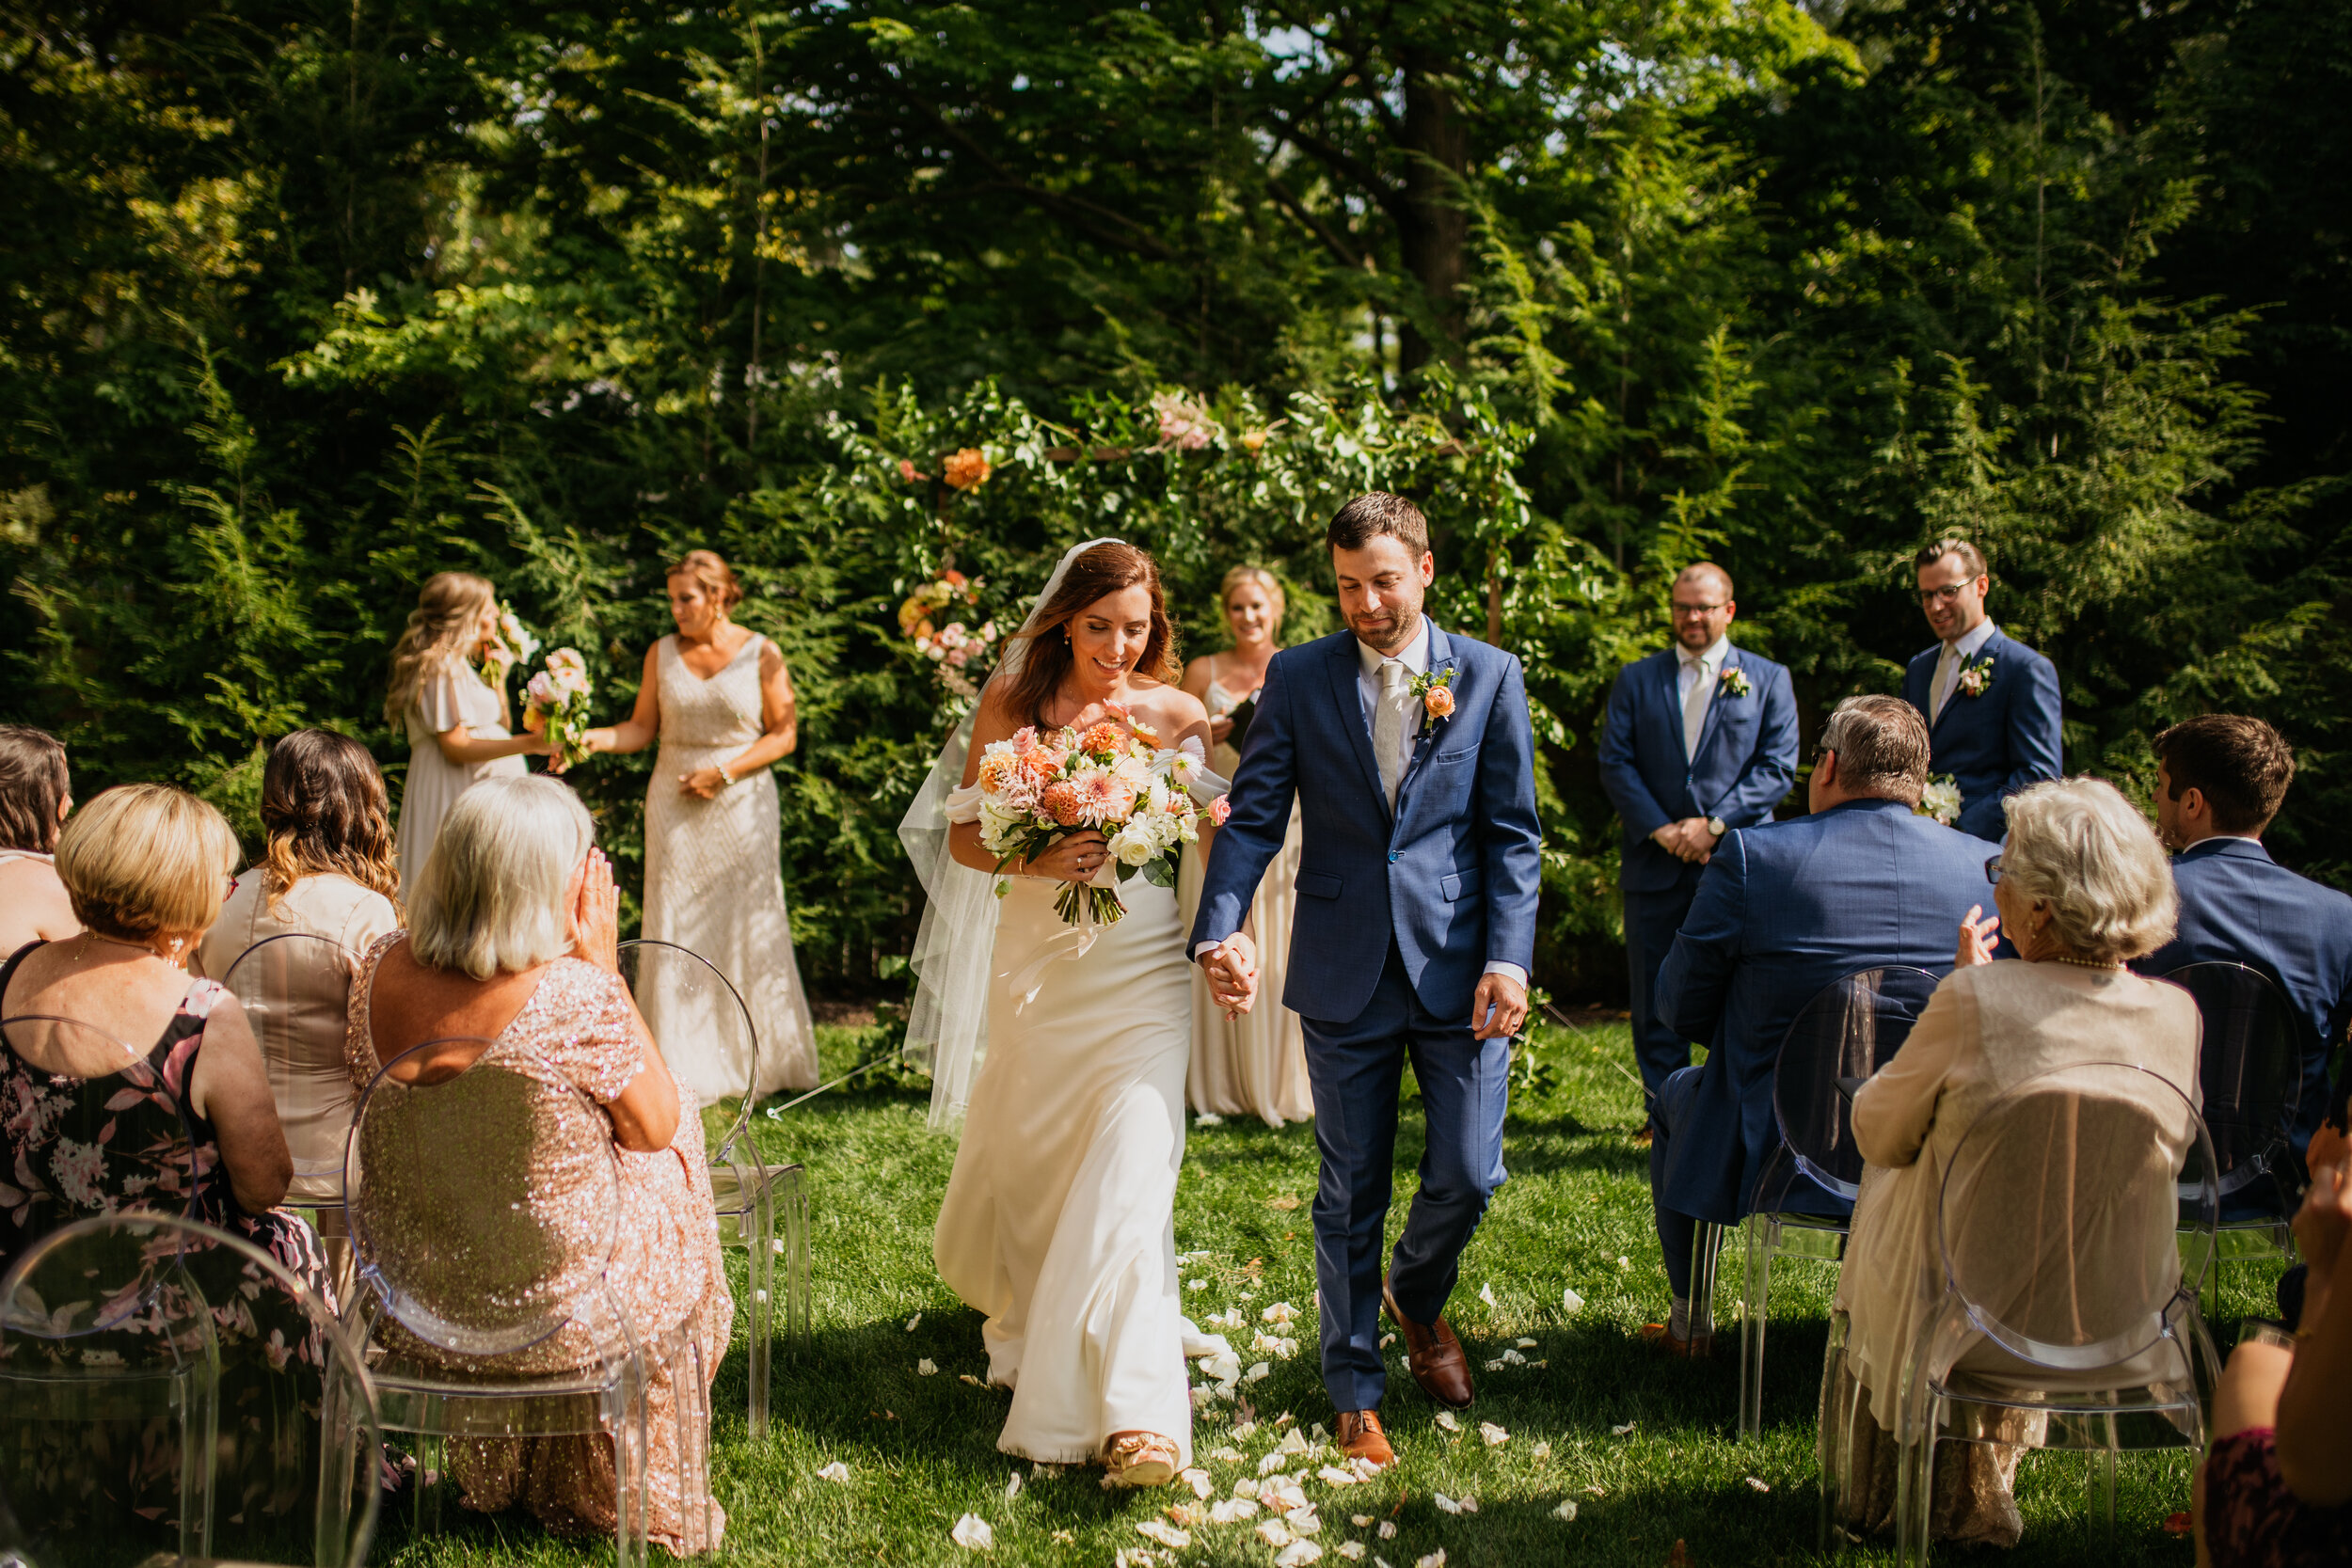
[1381,1281,1475,1409]
[1639,1322,1713,1360]
[1334,1410,1396,1470]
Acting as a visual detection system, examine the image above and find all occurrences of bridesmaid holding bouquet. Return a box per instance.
[1177,566,1312,1127]
[580,550,818,1102]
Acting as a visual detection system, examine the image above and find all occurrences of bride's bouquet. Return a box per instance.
[477,600,540,685]
[521,648,595,767]
[970,705,1223,928]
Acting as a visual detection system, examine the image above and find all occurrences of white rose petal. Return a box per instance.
[917,1359,938,1376]
[1277,1429,1311,1456]
[1337,1544,1367,1562]
[1434,1494,1463,1515]
[1232,1420,1259,1440]
[1502,1349,1527,1366]
[1434,1411,1461,1433]
[1189,1279,1208,1291]
[1263,1301,1298,1324]
[1612,1420,1637,1436]
[1379,1333,1396,1349]
[1245,1362,1272,1383]
[1196,1112,1226,1126]
[817,1461,850,1483]
[1290,1508,1323,1535]
[1318,1465,1360,1487]
[1562,1288,1584,1315]
[1531,1442,1552,1462]
[1479,1422,1509,1447]
[1478,1284,1497,1307]
[1136,1520,1191,1548]
[1261,1452,1293,1477]
[1209,1447,1243,1464]
[1232,1477,1261,1499]
[1256,1518,1294,1548]
[1416,1551,1448,1568]
[1746,1476,1771,1493]
[1515,1338,1539,1349]
[905,1313,922,1332]
[1553,1500,1579,1522]
[1209,1497,1262,1524]
[1351,1514,1375,1528]
[1616,1255,1631,1270]
[1263,1478,1311,1513]
[1275,1542,1325,1568]
[1378,1520,1398,1539]
[950,1513,993,1551]
[1483,1359,1504,1372]
[1177,1467,1212,1498]
[1006,1471,1023,1499]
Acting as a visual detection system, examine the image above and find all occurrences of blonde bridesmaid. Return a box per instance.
[1178,566,1312,1127]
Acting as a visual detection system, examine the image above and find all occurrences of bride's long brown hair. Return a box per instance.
[997,542,1181,725]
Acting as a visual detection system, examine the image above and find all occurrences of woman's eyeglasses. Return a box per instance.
[1983,853,2005,886]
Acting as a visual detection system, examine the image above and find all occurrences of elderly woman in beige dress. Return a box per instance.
[386,572,550,899]
[195,730,402,1293]
[579,550,818,1102]
[1177,566,1311,1127]
[1827,777,2199,1546]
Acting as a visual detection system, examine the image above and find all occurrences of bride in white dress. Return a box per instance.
[901,539,1234,1486]
[580,549,818,1101]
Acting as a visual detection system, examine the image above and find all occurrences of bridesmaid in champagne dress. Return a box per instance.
[1178,567,1312,1127]
[581,550,818,1103]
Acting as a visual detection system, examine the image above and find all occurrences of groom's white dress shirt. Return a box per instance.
[1674,631,1730,759]
[1928,617,1997,724]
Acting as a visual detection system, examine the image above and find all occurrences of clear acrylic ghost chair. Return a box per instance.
[0,1212,381,1567]
[615,939,808,1441]
[341,1037,713,1566]
[1734,965,1942,1439]
[1819,1060,2222,1563]
[2159,961,2305,1297]
[220,932,364,1301]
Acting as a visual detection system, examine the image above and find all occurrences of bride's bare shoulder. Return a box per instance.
[1126,676,1207,738]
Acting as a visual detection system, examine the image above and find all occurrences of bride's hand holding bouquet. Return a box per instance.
[520,648,596,771]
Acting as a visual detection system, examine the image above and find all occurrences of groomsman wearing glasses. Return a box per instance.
[1903,539,2062,841]
[1598,563,1799,1137]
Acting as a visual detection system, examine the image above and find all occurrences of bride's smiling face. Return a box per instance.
[1063,584,1154,691]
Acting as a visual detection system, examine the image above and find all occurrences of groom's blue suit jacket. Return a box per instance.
[1653,797,1994,1225]
[1900,626,2063,842]
[1188,626,1543,1026]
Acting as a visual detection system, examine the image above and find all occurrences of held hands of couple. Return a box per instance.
[1199,932,1259,1021]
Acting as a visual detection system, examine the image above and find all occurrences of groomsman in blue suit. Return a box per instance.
[1644,696,1992,1354]
[1597,562,1799,1131]
[2137,715,2352,1159]
[1191,493,1543,1469]
[1902,539,2062,841]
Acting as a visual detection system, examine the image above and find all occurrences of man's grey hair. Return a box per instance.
[1820,695,1930,807]
[1999,778,2178,963]
[409,775,596,979]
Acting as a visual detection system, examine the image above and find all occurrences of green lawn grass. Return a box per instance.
[372,1017,2249,1566]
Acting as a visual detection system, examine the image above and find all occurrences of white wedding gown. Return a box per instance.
[934,741,1225,1466]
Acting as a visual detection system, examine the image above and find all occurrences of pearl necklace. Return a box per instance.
[2045,953,2123,972]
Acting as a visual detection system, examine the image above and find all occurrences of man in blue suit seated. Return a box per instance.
[1643,695,1994,1355]
[1902,539,2062,842]
[2135,714,2352,1163]
[1597,562,1799,1133]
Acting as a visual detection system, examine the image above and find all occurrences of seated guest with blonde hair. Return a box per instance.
[344,774,727,1555]
[196,729,403,1290]
[0,724,81,954]
[1829,776,2199,1546]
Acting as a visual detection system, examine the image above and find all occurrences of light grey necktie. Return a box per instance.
[1681,655,1711,757]
[1930,641,1960,724]
[1375,658,1410,807]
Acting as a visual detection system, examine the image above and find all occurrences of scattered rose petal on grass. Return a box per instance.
[1532,1442,1552,1462]
[905,1313,922,1331]
[1479,1422,1509,1447]
[1352,1458,1383,1481]
[1136,1520,1190,1548]
[1612,1421,1638,1436]
[1275,1412,1296,1429]
[1232,1420,1259,1441]
[1378,1520,1398,1539]
[1351,1515,1374,1528]
[1246,1362,1273,1383]
[1190,1279,1207,1291]
[1311,1422,1329,1442]
[1320,1465,1361,1487]
[959,1374,984,1386]
[816,1462,850,1483]
[1006,1471,1022,1499]
[1263,1301,1298,1324]
[1416,1551,1448,1568]
[1051,1529,1073,1544]
[1562,1288,1584,1315]
[1275,1543,1325,1568]
[1617,1256,1631,1270]
[1261,1453,1293,1477]
[1337,1544,1366,1562]
[1196,1112,1226,1127]
[1435,1411,1462,1433]
[1278,1428,1311,1456]
[1257,1518,1294,1548]
[1232,1477,1262,1499]
[1291,1508,1323,1535]
[1434,1494,1464,1515]
[1209,1497,1262,1524]
[949,1513,993,1551]
[1515,1338,1539,1349]
[1746,1477,1771,1493]
[917,1359,937,1376]
[1502,1349,1527,1366]
[1483,1359,1504,1373]
[1183,1467,1214,1499]
[1379,1333,1396,1349]
[1263,1478,1311,1513]
[1478,1284,1498,1307]
[1553,1500,1579,1523]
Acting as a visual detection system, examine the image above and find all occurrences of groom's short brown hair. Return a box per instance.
[1328,493,1429,558]
[2153,714,2294,835]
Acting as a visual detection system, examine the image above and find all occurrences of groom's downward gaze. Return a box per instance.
[1189,492,1544,1470]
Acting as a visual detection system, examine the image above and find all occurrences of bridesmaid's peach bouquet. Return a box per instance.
[971,705,1219,928]
[521,648,595,768]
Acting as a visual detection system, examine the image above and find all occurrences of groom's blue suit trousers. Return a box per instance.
[1305,942,1511,1415]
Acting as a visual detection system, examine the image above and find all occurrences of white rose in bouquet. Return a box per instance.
[1109,823,1160,867]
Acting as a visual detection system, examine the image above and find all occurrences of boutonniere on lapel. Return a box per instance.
[1956,653,1996,698]
[1410,666,1456,726]
[1716,666,1751,699]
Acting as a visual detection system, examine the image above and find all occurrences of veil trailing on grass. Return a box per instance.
[897,537,1122,1131]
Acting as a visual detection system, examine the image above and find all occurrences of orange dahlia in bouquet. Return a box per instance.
[971,709,1216,928]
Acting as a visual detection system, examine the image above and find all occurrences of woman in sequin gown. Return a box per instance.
[580,550,817,1102]
[346,777,729,1556]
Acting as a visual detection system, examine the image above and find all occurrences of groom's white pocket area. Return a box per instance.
[1295,869,1342,899]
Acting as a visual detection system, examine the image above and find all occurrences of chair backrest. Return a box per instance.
[1772,966,1944,1200]
[344,1037,619,1357]
[616,938,760,1154]
[2158,960,2303,1195]
[0,1014,197,1239]
[1938,1060,2217,1372]
[221,932,361,1196]
[0,1211,381,1566]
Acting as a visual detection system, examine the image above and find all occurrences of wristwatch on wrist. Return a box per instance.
[1707,816,1727,838]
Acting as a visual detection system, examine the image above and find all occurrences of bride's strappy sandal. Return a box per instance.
[1104,1431,1181,1488]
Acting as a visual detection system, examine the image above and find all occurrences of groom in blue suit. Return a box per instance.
[1597,562,1800,1120]
[1902,538,2062,841]
[1191,493,1543,1469]
[1645,696,1992,1354]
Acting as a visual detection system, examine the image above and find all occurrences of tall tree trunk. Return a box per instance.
[1397,49,1469,375]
